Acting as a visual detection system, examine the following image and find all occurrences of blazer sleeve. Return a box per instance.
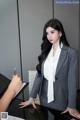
[68,48,79,108]
[30,73,42,98]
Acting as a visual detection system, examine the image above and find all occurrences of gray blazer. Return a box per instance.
[30,45,79,111]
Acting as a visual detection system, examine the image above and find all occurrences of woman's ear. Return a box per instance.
[59,32,62,37]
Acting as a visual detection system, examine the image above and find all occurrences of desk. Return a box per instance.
[7,98,78,120]
[24,105,78,120]
[8,103,78,120]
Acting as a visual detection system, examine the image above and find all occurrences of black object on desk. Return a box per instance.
[23,105,79,120]
[0,74,10,97]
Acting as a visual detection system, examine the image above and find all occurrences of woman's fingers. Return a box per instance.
[69,110,80,119]
[19,101,29,108]
[32,102,37,109]
[61,109,68,114]
[71,118,76,120]
[19,100,37,109]
[62,108,80,119]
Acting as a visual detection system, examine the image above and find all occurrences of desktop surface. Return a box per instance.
[8,101,78,120]
[24,105,78,120]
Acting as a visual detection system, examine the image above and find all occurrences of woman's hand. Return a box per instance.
[62,107,80,119]
[19,98,37,109]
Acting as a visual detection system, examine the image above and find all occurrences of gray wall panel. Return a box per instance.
[19,0,53,98]
[54,0,80,87]
[0,0,53,99]
[19,0,53,81]
[54,2,79,49]
[0,0,21,78]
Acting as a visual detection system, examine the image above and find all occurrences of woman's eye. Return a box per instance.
[46,31,55,35]
[51,31,54,34]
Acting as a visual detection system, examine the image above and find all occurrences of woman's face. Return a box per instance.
[46,27,62,45]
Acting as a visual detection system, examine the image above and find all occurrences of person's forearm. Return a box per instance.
[0,87,15,112]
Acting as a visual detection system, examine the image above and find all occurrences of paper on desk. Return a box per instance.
[8,115,24,120]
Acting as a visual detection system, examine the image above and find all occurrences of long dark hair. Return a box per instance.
[36,18,70,74]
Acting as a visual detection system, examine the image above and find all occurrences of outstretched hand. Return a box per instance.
[19,98,37,109]
[62,107,80,120]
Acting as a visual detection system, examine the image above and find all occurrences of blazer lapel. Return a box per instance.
[41,45,69,78]
[55,45,68,76]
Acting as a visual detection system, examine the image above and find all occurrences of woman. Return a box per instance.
[20,18,79,116]
[0,74,22,112]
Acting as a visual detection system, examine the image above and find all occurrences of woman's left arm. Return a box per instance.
[63,49,79,114]
[68,49,79,108]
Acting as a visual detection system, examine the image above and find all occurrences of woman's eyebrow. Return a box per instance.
[46,29,55,33]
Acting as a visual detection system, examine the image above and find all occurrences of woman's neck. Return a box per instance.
[53,40,60,52]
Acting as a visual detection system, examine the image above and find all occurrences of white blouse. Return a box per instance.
[44,43,63,103]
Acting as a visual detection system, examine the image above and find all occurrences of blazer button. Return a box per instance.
[55,76,58,80]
